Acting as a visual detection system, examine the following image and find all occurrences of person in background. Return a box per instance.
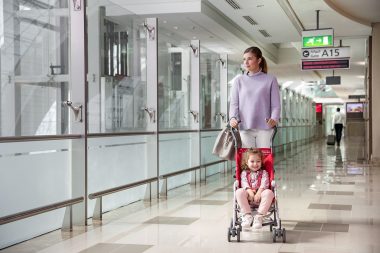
[332,107,346,146]
[229,46,281,148]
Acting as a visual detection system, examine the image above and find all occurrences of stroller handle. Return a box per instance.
[229,123,278,152]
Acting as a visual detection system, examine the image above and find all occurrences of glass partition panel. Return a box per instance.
[200,131,220,164]
[200,49,220,129]
[0,139,72,248]
[201,131,224,176]
[86,2,147,133]
[87,135,155,215]
[1,0,70,136]
[157,33,191,130]
[159,132,199,189]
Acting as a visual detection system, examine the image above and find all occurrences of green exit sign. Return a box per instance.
[303,35,333,48]
[302,28,334,48]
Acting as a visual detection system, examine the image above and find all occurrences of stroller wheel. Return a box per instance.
[272,229,277,243]
[270,224,273,232]
[282,228,286,243]
[236,228,241,242]
[227,228,231,242]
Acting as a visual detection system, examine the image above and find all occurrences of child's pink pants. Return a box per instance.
[235,188,274,215]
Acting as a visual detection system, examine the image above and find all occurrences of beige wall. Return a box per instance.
[372,23,380,161]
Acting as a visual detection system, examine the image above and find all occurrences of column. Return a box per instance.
[371,23,380,161]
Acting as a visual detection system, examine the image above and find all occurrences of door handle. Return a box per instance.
[63,101,83,122]
[215,112,226,123]
[143,107,156,123]
[189,110,199,123]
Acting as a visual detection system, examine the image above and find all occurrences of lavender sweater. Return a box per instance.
[229,71,281,130]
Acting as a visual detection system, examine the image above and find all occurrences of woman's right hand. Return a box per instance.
[230,118,238,128]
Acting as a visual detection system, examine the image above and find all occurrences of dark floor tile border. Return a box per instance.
[78,243,153,253]
[143,216,199,225]
[293,222,349,233]
[186,200,228,205]
[308,203,352,211]
[317,191,354,196]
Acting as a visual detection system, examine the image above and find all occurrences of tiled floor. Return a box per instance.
[2,137,380,253]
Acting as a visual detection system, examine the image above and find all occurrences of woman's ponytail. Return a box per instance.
[261,56,268,73]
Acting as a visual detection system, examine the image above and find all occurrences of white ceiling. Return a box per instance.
[107,0,380,102]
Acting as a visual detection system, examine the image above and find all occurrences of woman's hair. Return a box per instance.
[241,148,263,171]
[244,46,268,73]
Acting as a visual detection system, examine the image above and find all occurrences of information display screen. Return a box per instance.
[302,59,349,70]
[346,103,363,113]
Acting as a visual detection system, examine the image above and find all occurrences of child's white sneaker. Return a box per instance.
[241,214,253,228]
[252,215,263,229]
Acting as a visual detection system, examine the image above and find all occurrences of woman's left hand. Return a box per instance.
[266,118,277,128]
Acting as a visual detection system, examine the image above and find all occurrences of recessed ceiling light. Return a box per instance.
[173,26,178,30]
[193,36,197,39]
[163,20,167,24]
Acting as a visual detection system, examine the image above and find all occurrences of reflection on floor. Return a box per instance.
[2,137,380,253]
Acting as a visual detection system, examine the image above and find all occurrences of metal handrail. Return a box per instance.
[160,167,200,179]
[88,177,158,199]
[200,128,223,132]
[87,132,155,138]
[159,160,226,179]
[0,197,84,225]
[159,160,226,196]
[0,134,82,143]
[159,130,199,134]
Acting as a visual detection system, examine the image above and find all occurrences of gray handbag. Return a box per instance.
[212,125,242,161]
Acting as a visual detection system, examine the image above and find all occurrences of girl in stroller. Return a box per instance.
[237,148,274,229]
[227,139,286,242]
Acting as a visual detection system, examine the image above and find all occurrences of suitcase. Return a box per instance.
[327,134,335,145]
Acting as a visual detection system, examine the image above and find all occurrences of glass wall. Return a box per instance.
[200,49,223,175]
[85,1,156,216]
[200,49,221,129]
[0,0,84,249]
[157,31,191,130]
[87,4,147,133]
[1,0,70,137]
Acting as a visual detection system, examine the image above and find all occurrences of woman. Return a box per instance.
[229,47,281,148]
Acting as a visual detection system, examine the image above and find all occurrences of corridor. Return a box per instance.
[2,136,379,253]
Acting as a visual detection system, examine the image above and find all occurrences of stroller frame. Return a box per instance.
[227,127,286,243]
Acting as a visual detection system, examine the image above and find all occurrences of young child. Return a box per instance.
[236,149,274,229]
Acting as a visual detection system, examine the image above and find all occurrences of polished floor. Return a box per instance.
[2,137,380,253]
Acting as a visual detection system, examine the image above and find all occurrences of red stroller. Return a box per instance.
[227,127,286,242]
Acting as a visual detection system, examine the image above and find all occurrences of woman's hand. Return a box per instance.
[230,118,239,128]
[266,118,277,128]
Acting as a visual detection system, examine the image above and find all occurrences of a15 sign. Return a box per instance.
[301,47,350,60]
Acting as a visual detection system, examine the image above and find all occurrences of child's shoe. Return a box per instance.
[252,214,263,229]
[241,214,253,228]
